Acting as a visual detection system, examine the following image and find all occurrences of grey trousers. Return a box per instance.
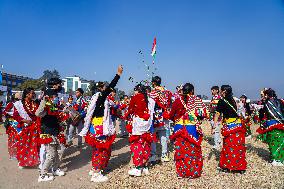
[66,120,84,145]
[118,120,128,136]
[41,142,63,175]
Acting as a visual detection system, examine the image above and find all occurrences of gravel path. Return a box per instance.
[0,123,283,189]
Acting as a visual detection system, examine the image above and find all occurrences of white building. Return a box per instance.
[62,76,90,93]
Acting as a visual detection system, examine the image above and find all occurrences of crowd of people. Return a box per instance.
[2,65,284,183]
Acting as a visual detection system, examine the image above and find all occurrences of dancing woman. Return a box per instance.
[124,84,155,176]
[79,65,123,183]
[213,85,247,173]
[257,88,284,166]
[13,88,40,168]
[3,93,21,160]
[169,83,208,178]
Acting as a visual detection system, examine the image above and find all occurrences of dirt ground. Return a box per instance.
[0,122,283,189]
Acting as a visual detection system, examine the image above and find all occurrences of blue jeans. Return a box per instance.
[151,123,169,157]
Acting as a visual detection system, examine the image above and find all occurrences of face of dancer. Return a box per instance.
[111,91,116,98]
[52,84,61,92]
[240,97,246,103]
[50,95,59,105]
[26,90,36,101]
[211,89,219,96]
[123,96,128,102]
[220,89,226,98]
[75,91,82,98]
[68,98,73,104]
[98,85,106,92]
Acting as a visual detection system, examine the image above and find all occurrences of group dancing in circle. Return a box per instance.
[2,65,284,183]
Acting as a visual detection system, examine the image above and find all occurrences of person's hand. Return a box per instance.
[44,95,49,101]
[22,119,32,125]
[117,65,123,76]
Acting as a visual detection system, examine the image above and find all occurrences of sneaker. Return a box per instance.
[128,168,142,177]
[161,155,170,162]
[89,169,94,176]
[245,135,252,139]
[18,163,24,169]
[90,172,109,183]
[53,168,65,176]
[142,167,150,175]
[38,174,54,182]
[272,160,284,166]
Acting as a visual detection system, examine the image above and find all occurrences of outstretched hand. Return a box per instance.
[117,65,123,76]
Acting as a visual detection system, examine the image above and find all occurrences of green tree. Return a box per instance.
[84,80,96,96]
[40,69,61,81]
[117,89,126,100]
[15,79,45,91]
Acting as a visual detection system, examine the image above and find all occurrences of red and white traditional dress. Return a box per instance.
[149,86,172,128]
[79,74,120,172]
[124,93,155,168]
[13,100,40,167]
[169,95,208,178]
[3,102,18,159]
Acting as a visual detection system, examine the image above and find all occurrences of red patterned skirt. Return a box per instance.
[6,126,18,159]
[170,128,203,178]
[220,131,247,171]
[85,132,116,170]
[129,133,153,167]
[16,123,40,167]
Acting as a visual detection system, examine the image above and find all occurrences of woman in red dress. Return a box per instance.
[213,85,247,174]
[13,87,40,168]
[169,83,208,178]
[3,94,21,160]
[124,84,155,177]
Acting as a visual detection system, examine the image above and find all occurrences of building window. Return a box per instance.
[75,81,78,90]
[81,84,87,92]
[67,78,73,92]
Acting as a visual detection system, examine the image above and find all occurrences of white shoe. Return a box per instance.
[53,168,65,176]
[38,174,55,182]
[89,169,94,176]
[271,160,284,166]
[128,168,142,177]
[143,167,150,175]
[18,163,24,169]
[161,155,170,162]
[90,172,109,183]
[245,135,252,139]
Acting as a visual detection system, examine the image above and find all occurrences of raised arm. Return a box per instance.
[101,65,123,101]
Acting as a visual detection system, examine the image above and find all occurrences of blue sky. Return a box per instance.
[0,0,284,99]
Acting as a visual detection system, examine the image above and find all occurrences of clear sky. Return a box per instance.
[0,0,284,99]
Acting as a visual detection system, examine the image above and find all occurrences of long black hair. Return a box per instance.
[264,88,277,99]
[221,85,237,109]
[152,76,161,86]
[22,87,34,102]
[134,84,148,105]
[182,83,194,104]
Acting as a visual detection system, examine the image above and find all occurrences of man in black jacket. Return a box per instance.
[36,89,67,182]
